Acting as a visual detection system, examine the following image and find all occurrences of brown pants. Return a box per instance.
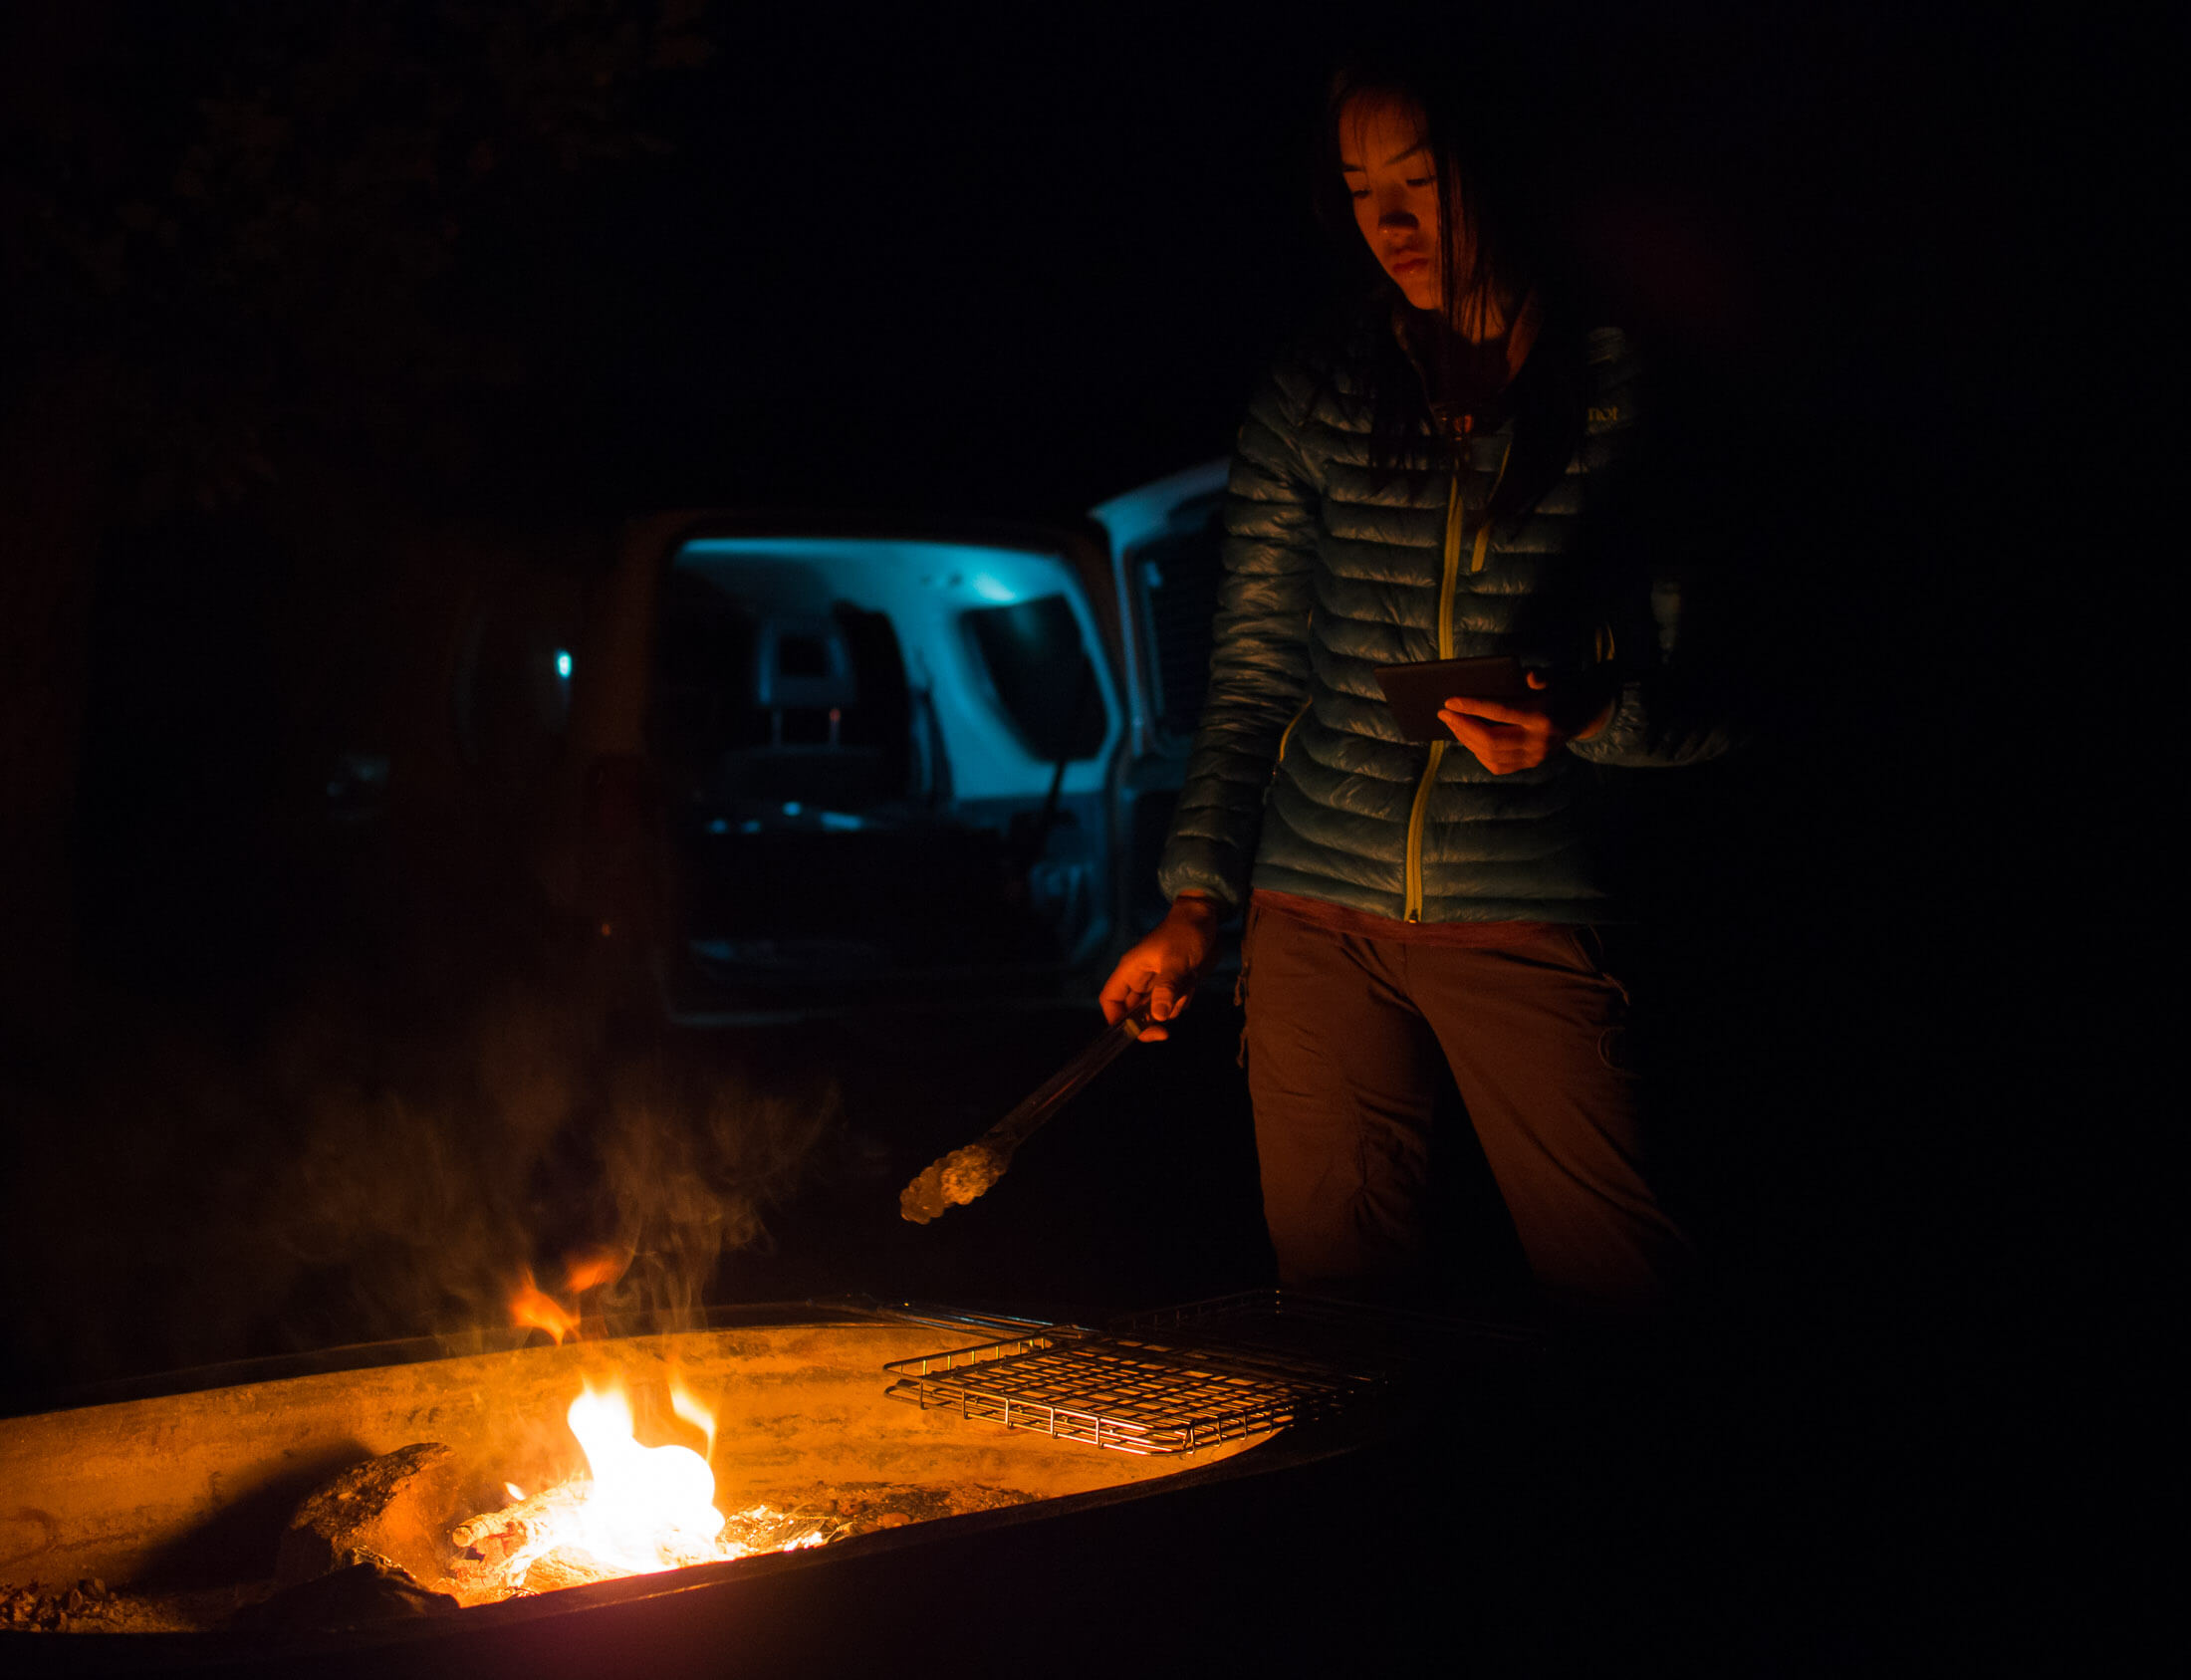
[1241,906,1690,1314]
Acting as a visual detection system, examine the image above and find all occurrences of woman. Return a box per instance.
[1097,57,1734,1317]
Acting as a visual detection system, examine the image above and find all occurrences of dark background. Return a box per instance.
[0,1,2124,1647]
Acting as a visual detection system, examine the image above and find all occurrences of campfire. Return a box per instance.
[0,1307,1276,1641]
[464,1379,741,1587]
[265,1362,848,1615]
[441,1374,832,1601]
[440,1264,842,1601]
[222,1270,1150,1619]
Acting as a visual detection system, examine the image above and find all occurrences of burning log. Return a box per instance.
[449,1481,745,1599]
[449,1482,593,1568]
[439,1377,747,1601]
[256,1440,472,1628]
[276,1440,465,1590]
[512,1549,618,1595]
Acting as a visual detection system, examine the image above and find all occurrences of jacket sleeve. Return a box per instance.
[1565,579,1747,770]
[1565,338,1749,772]
[1155,362,1323,913]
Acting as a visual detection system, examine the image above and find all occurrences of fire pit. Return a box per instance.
[0,1298,1462,1677]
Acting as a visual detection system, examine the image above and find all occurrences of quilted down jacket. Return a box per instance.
[1156,322,1733,924]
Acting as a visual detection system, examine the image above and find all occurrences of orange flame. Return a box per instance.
[669,1378,717,1459]
[564,1246,631,1295]
[489,1378,735,1587]
[510,1268,582,1345]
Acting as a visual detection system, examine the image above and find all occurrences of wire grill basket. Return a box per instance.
[882,1291,1524,1456]
[882,1329,1365,1454]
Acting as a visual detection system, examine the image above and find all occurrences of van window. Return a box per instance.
[962,595,1105,763]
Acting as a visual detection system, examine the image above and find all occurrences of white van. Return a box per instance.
[490,462,1231,1023]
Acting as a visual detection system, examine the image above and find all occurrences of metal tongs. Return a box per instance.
[898,1012,1148,1223]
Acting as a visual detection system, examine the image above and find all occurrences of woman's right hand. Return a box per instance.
[1097,892,1222,1041]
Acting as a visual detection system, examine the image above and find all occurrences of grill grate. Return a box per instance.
[882,1292,1516,1456]
[881,1327,1372,1455]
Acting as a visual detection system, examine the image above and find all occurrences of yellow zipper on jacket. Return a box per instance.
[1275,697,1311,769]
[1404,459,1465,922]
[1404,428,1513,921]
[1470,434,1513,576]
[1402,739,1445,922]
[1274,602,1316,779]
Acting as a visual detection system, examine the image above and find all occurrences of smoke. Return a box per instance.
[0,976,840,1403]
[582,1052,840,1330]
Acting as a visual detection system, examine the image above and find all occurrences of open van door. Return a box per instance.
[1088,459,1232,948]
[541,508,1134,1025]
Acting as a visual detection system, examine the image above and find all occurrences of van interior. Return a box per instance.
[650,538,1118,1009]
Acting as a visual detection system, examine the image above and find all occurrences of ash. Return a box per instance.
[2,1578,116,1634]
[2,1480,1044,1636]
[3,1576,277,1636]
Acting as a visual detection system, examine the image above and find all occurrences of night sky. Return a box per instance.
[4,0,2009,520]
[0,0,2116,1527]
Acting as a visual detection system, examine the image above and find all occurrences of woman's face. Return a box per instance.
[1339,95,1442,314]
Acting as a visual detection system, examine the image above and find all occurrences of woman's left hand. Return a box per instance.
[1439,671,1613,775]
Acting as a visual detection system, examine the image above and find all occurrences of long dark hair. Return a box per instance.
[1313,48,1591,518]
